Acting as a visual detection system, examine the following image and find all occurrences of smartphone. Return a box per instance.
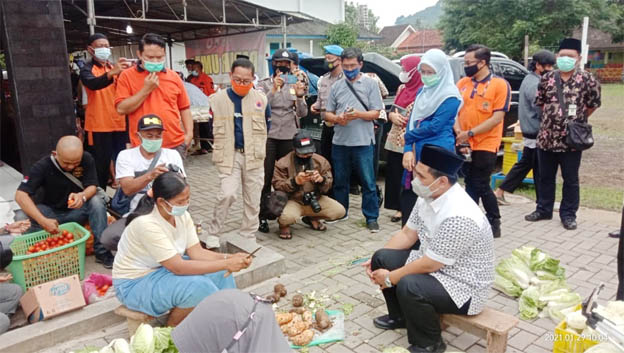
[280,74,298,85]
[391,104,408,116]
[305,170,315,175]
[124,58,138,64]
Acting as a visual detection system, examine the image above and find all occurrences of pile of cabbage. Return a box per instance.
[495,246,582,321]
[73,324,177,353]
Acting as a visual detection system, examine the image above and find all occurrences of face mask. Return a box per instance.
[274,65,290,75]
[411,177,440,201]
[464,63,481,77]
[231,80,253,96]
[164,200,189,217]
[556,56,576,72]
[295,155,311,166]
[143,60,165,73]
[191,70,199,76]
[541,69,552,76]
[398,68,416,83]
[324,60,338,71]
[421,73,441,87]
[343,67,360,80]
[93,47,111,61]
[140,136,162,153]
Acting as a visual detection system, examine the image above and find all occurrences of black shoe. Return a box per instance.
[562,218,577,230]
[258,219,269,233]
[408,340,447,353]
[525,211,552,222]
[373,315,405,330]
[609,231,621,238]
[490,219,501,238]
[95,253,114,269]
[367,221,380,233]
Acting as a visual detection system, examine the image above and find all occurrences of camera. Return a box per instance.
[302,192,322,213]
[166,163,182,174]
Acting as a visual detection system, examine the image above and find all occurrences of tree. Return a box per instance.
[438,0,613,60]
[323,23,359,48]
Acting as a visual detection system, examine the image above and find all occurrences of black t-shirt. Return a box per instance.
[17,152,98,210]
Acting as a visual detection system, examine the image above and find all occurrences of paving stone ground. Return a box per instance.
[40,154,621,353]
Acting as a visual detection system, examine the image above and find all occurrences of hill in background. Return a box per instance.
[395,1,442,28]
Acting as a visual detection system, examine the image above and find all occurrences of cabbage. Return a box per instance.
[494,274,523,297]
[585,343,621,353]
[523,285,546,309]
[530,248,562,276]
[131,324,155,353]
[111,339,131,353]
[495,256,533,289]
[519,294,540,320]
[512,246,534,266]
[153,327,178,353]
[566,310,587,331]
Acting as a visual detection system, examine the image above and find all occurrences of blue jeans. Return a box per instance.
[332,144,379,223]
[29,194,109,257]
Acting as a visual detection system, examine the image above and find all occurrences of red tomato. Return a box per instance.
[62,230,69,236]
[28,246,35,252]
[101,284,109,292]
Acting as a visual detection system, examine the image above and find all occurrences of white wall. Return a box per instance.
[246,0,344,24]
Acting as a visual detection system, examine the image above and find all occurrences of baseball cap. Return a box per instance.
[293,130,316,155]
[272,49,293,62]
[137,114,165,131]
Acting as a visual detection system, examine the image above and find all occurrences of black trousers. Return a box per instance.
[536,149,582,220]
[371,248,469,347]
[463,150,500,222]
[90,131,128,189]
[260,138,294,218]
[198,122,213,151]
[384,151,404,212]
[499,147,540,198]
[400,187,418,227]
[320,124,334,165]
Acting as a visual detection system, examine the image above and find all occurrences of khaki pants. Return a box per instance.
[206,152,264,239]
[278,196,346,227]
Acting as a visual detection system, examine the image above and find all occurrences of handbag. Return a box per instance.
[50,156,120,218]
[110,150,162,215]
[555,71,594,151]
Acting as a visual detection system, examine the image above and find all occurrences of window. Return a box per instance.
[269,42,292,55]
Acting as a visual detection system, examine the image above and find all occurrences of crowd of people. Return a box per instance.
[0,31,603,353]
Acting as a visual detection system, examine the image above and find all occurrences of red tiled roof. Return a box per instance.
[397,29,443,51]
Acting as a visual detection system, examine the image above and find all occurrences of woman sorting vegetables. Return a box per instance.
[113,172,252,326]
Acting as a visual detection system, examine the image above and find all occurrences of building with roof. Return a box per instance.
[379,24,415,48]
[572,27,624,83]
[396,29,443,53]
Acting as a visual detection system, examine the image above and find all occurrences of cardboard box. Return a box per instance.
[20,274,86,322]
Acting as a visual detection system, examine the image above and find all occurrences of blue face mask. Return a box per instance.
[343,67,360,80]
[93,47,111,61]
[164,200,189,217]
[144,60,165,73]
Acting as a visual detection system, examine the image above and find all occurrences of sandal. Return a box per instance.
[301,216,327,231]
[279,230,292,240]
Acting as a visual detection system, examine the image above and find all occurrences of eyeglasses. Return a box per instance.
[232,78,253,85]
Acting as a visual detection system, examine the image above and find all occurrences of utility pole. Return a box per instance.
[524,35,529,68]
[581,16,589,71]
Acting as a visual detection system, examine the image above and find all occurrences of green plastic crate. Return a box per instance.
[7,222,90,292]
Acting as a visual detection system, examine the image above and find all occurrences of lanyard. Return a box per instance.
[471,79,491,98]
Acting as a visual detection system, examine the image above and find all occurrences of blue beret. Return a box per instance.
[420,144,464,177]
[324,45,343,56]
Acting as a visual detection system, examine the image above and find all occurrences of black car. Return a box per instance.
[298,53,529,161]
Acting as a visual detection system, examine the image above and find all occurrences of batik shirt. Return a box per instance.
[535,69,601,152]
[405,183,495,315]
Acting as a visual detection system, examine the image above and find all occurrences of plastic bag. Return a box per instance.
[291,310,344,348]
[83,272,114,304]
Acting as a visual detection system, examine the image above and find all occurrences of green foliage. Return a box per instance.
[323,22,359,48]
[438,0,614,60]
[395,1,443,28]
[344,2,380,33]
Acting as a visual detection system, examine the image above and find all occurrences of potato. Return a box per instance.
[289,307,306,314]
[276,312,294,325]
[302,310,313,323]
[287,320,308,337]
[280,323,290,334]
[316,318,332,330]
[292,294,304,307]
[315,310,329,324]
[266,293,280,303]
[274,284,287,297]
[291,329,314,346]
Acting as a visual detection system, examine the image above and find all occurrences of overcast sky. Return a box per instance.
[351,0,439,28]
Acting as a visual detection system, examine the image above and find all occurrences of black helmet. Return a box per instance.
[272,49,293,62]
[532,50,556,66]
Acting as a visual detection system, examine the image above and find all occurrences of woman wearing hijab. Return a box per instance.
[384,55,423,224]
[400,49,463,225]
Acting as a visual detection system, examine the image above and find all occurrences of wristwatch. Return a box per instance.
[81,194,87,203]
[384,274,393,288]
[468,130,475,137]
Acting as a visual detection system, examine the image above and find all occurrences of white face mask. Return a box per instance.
[411,177,441,201]
[398,68,417,83]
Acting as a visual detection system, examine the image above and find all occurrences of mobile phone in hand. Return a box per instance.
[280,74,298,85]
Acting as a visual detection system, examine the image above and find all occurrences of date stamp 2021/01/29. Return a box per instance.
[546,331,609,343]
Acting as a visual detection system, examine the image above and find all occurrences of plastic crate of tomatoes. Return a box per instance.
[6,222,90,292]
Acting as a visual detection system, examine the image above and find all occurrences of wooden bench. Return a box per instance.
[114,306,159,336]
[441,307,519,353]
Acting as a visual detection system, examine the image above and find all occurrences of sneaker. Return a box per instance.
[95,253,114,269]
[524,211,552,222]
[258,219,269,233]
[367,221,380,233]
[325,215,348,224]
[562,218,577,230]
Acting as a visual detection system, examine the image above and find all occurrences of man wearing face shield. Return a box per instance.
[116,33,193,159]
[79,33,131,189]
[256,49,308,233]
[363,144,494,353]
[494,49,555,205]
[311,45,344,166]
[525,38,601,231]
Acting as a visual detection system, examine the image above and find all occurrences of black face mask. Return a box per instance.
[324,59,338,71]
[295,155,311,166]
[274,65,290,75]
[464,63,481,77]
[541,69,552,76]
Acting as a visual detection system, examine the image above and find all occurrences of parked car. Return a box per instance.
[298,52,529,161]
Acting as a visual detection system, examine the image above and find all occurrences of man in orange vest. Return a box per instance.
[79,33,131,188]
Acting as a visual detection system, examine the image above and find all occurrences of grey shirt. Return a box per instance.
[518,72,541,138]
[257,77,308,140]
[326,74,384,146]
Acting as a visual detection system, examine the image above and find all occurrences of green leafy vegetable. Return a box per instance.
[512,246,535,266]
[153,327,178,353]
[131,323,155,353]
[495,256,533,289]
[494,274,523,297]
